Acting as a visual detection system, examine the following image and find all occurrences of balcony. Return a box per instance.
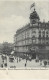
[37,49,49,54]
[31,42,49,46]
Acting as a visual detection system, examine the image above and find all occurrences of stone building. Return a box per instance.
[14,7,49,60]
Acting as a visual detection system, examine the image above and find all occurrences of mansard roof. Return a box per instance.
[15,22,49,36]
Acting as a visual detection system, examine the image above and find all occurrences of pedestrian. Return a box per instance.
[19,58,21,62]
[25,63,26,67]
[17,58,18,63]
[40,60,42,66]
[1,64,3,68]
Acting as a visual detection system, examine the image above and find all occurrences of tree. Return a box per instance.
[2,42,13,55]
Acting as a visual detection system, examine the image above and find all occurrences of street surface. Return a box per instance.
[7,56,49,69]
[0,55,49,69]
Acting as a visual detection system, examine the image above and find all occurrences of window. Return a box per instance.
[22,41,23,45]
[46,31,48,34]
[42,31,45,38]
[43,35,45,38]
[39,30,41,33]
[39,39,41,44]
[32,35,35,38]
[39,30,41,38]
[22,33,23,39]
[32,35,35,41]
[32,39,36,44]
[39,34,41,38]
[29,39,32,44]
[46,34,48,38]
[46,41,48,44]
[42,40,45,44]
[42,30,45,34]
[27,31,30,38]
[32,30,36,33]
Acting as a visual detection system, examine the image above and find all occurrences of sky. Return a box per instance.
[0,0,49,43]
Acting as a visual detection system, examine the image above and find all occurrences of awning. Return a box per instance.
[11,51,14,54]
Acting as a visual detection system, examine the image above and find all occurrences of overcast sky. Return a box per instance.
[0,0,49,43]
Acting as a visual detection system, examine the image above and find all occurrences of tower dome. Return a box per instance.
[30,9,40,24]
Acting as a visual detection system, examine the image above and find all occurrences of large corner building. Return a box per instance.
[14,7,49,60]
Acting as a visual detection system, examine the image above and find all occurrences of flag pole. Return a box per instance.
[30,3,35,13]
[30,2,35,10]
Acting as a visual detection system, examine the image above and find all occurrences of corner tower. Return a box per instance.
[30,4,40,26]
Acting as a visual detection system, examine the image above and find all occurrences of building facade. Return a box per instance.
[14,8,49,60]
